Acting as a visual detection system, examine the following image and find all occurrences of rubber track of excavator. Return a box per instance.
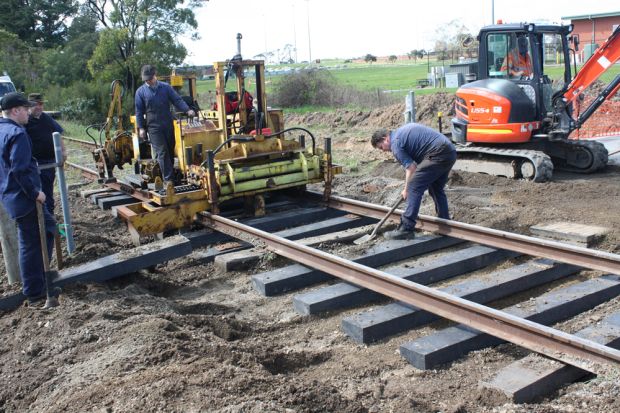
[552,139,608,174]
[455,146,554,182]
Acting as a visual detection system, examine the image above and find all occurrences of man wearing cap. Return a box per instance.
[135,64,195,184]
[0,92,58,305]
[26,93,65,215]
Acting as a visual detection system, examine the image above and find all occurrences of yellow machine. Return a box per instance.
[92,36,340,243]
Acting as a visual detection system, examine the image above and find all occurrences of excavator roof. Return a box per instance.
[479,23,572,36]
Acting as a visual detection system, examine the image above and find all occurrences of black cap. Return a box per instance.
[141,65,156,81]
[27,93,46,103]
[0,92,36,111]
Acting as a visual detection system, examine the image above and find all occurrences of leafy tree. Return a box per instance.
[364,54,377,64]
[43,7,100,86]
[0,29,44,91]
[388,55,397,63]
[86,0,208,91]
[0,0,77,47]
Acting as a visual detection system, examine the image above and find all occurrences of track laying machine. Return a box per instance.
[92,34,340,243]
[452,23,620,181]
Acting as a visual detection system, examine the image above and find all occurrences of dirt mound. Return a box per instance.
[286,92,456,130]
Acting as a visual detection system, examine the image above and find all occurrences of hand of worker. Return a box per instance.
[139,128,146,140]
[401,188,408,200]
[36,191,46,204]
[187,109,196,117]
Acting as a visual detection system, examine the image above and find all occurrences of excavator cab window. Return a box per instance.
[486,33,533,80]
[541,32,568,113]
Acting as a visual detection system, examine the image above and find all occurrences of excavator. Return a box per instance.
[451,22,620,181]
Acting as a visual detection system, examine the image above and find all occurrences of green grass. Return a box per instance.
[61,120,92,142]
[194,60,620,114]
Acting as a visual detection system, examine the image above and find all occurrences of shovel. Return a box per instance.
[36,202,60,309]
[354,197,404,245]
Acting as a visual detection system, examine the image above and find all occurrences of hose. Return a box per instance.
[264,127,317,154]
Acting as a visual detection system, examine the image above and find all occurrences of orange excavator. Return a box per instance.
[451,23,620,181]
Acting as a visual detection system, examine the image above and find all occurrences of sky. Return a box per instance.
[180,0,620,65]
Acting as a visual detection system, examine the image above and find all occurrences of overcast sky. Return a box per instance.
[180,0,619,64]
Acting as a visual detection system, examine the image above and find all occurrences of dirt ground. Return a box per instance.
[1,95,620,412]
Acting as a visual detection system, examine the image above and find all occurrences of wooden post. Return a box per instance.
[0,202,20,284]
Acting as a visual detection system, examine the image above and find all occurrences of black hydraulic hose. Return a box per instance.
[85,124,102,146]
[264,127,317,154]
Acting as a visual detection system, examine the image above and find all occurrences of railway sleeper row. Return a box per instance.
[20,187,620,403]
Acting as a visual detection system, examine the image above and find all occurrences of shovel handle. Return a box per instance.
[36,202,51,272]
[369,197,404,237]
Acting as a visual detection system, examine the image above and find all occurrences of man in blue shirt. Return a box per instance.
[135,64,195,183]
[26,93,65,215]
[0,93,58,305]
[371,123,456,239]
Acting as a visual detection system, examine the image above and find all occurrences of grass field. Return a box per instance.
[196,59,620,111]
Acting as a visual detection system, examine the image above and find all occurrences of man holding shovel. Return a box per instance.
[371,123,456,240]
[0,92,58,306]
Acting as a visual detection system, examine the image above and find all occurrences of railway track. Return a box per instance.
[60,137,620,402]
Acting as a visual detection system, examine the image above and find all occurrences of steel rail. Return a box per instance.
[199,211,620,374]
[63,136,97,146]
[303,191,620,275]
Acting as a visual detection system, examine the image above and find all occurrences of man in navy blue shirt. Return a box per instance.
[135,64,195,183]
[0,92,58,305]
[371,123,456,239]
[26,93,64,215]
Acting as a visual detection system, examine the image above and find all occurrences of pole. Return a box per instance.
[0,202,20,284]
[306,0,312,63]
[404,91,416,124]
[53,132,75,254]
[491,0,494,25]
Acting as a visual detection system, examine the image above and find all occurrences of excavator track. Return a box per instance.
[548,139,608,174]
[454,145,554,182]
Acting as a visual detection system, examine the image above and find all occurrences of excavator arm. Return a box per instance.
[559,25,620,131]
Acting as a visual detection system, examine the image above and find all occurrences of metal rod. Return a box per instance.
[53,132,75,254]
[199,212,620,374]
[304,191,620,275]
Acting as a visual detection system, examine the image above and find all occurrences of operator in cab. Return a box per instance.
[501,36,533,78]
[371,123,456,240]
[135,64,195,185]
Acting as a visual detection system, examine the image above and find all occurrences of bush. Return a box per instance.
[271,69,397,109]
[43,80,132,126]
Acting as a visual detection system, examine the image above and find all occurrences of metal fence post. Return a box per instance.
[53,132,75,254]
[404,91,416,124]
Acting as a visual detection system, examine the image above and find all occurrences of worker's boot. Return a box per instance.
[384,224,415,240]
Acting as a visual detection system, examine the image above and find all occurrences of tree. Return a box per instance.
[364,54,377,64]
[0,0,77,48]
[86,0,208,91]
[43,6,100,86]
[388,55,397,63]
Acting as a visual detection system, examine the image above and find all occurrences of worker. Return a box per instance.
[371,123,456,240]
[501,36,533,78]
[0,92,58,306]
[135,64,196,184]
[25,93,65,215]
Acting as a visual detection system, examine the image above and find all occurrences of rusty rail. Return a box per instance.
[303,191,620,275]
[199,211,620,374]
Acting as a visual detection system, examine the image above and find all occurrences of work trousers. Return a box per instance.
[148,125,176,182]
[15,205,56,299]
[39,162,56,214]
[401,147,457,231]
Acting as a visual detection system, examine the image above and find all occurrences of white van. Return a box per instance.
[0,74,17,99]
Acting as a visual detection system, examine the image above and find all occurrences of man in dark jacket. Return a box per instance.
[371,123,456,240]
[135,64,195,183]
[0,92,57,305]
[26,93,64,215]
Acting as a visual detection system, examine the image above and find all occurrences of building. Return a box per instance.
[562,11,620,61]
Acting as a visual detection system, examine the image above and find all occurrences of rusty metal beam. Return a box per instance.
[199,211,620,374]
[304,192,620,275]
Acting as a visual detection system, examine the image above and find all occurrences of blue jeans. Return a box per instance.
[15,205,56,299]
[39,163,56,214]
[401,147,457,230]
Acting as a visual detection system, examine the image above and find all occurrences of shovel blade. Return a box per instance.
[353,233,375,245]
